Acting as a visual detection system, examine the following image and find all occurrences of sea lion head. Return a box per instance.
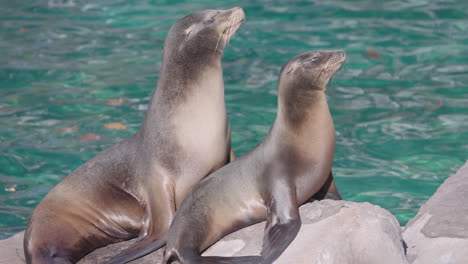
[277,50,345,128]
[280,50,346,91]
[164,7,245,64]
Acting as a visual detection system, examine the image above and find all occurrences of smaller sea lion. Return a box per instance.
[163,50,346,264]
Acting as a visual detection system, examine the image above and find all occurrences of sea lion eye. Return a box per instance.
[184,25,194,37]
[204,18,215,25]
[204,12,218,25]
[309,55,318,62]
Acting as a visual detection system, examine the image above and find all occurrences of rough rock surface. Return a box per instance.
[0,231,24,264]
[203,200,407,264]
[0,200,406,264]
[403,161,468,264]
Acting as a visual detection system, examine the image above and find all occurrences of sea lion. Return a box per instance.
[163,50,346,264]
[310,171,341,201]
[23,7,245,264]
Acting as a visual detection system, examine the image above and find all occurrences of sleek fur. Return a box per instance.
[23,8,245,264]
[163,50,346,264]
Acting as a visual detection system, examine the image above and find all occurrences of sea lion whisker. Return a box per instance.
[221,25,231,52]
[314,68,325,84]
[224,25,232,49]
[224,13,238,50]
[213,32,223,55]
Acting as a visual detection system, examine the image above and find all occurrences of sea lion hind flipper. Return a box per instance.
[168,256,262,264]
[195,256,262,264]
[24,246,73,264]
[309,170,342,201]
[325,171,342,200]
[229,149,236,161]
[164,247,261,264]
[102,237,166,264]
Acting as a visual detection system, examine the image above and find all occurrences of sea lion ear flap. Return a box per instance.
[184,25,194,38]
[180,25,195,50]
[286,66,294,74]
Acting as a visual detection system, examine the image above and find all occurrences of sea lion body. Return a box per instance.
[24,7,245,264]
[164,50,346,264]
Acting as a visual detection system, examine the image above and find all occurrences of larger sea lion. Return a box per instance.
[163,50,346,264]
[24,7,245,264]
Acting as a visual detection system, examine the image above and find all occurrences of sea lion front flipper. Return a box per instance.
[260,187,302,264]
[188,256,261,264]
[104,183,175,264]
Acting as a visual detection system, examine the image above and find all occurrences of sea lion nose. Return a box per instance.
[331,50,346,61]
[327,50,346,63]
[229,7,245,20]
[230,7,243,13]
[338,50,346,59]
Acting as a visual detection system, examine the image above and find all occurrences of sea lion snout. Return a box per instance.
[223,7,245,22]
[216,7,245,36]
[337,50,346,60]
[206,7,244,21]
[329,50,346,60]
[280,50,346,91]
[325,50,346,71]
[302,50,346,69]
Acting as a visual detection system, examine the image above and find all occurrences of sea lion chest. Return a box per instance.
[172,73,229,205]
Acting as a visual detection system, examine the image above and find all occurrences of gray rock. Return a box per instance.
[0,200,406,264]
[0,232,157,264]
[403,160,468,264]
[0,232,24,264]
[203,200,407,264]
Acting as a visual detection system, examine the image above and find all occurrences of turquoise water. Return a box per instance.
[1,0,467,239]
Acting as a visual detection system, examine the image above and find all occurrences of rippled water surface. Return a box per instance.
[1,0,467,238]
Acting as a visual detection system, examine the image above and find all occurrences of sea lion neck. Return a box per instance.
[265,89,333,161]
[139,55,224,138]
[158,54,221,90]
[277,85,327,131]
